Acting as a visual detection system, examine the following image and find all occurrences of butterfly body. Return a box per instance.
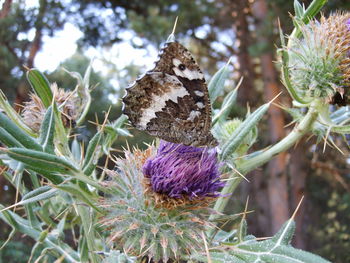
[122,41,217,147]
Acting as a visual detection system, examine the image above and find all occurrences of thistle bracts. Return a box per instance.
[99,143,223,262]
[287,13,350,104]
[22,83,79,132]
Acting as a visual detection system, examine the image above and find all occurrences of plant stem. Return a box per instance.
[210,104,318,225]
[239,107,318,174]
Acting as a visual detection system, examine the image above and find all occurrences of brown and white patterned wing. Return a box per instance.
[122,41,217,147]
[154,42,213,132]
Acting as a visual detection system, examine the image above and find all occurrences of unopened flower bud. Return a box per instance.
[288,13,350,105]
[22,83,79,132]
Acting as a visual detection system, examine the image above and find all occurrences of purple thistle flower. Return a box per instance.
[143,140,224,199]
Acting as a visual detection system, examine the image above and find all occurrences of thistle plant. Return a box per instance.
[99,142,223,261]
[0,0,348,262]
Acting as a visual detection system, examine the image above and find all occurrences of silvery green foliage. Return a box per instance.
[0,67,129,262]
[102,250,136,263]
[191,219,331,263]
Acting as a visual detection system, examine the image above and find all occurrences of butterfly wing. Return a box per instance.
[122,41,217,147]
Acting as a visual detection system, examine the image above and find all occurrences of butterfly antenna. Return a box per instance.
[167,16,178,43]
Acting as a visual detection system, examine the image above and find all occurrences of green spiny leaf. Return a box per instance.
[0,127,24,148]
[78,236,89,262]
[330,106,349,119]
[52,98,71,155]
[0,112,42,151]
[237,219,247,243]
[76,206,99,263]
[271,219,295,245]
[22,186,53,200]
[6,147,78,175]
[82,131,102,175]
[221,103,269,159]
[55,184,101,212]
[25,165,64,184]
[212,229,237,243]
[330,124,350,134]
[332,116,350,126]
[39,106,55,153]
[25,203,41,229]
[208,59,231,103]
[294,0,304,18]
[217,217,331,263]
[116,127,132,137]
[26,68,53,108]
[83,59,93,91]
[112,114,128,128]
[300,0,327,24]
[102,250,137,263]
[0,187,58,213]
[56,215,66,238]
[212,88,237,125]
[192,251,245,263]
[71,138,81,162]
[103,114,129,153]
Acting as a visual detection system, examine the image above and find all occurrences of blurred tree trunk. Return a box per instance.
[229,0,273,235]
[0,0,12,18]
[15,0,47,109]
[289,141,309,249]
[229,0,257,105]
[251,0,289,234]
[27,0,47,68]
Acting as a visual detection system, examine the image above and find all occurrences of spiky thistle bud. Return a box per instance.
[216,118,257,156]
[288,13,350,105]
[21,83,79,132]
[99,142,224,262]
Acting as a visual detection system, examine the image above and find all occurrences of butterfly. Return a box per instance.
[122,40,217,147]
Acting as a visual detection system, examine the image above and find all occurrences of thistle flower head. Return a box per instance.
[288,13,350,104]
[99,144,223,262]
[22,83,79,132]
[143,140,223,202]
